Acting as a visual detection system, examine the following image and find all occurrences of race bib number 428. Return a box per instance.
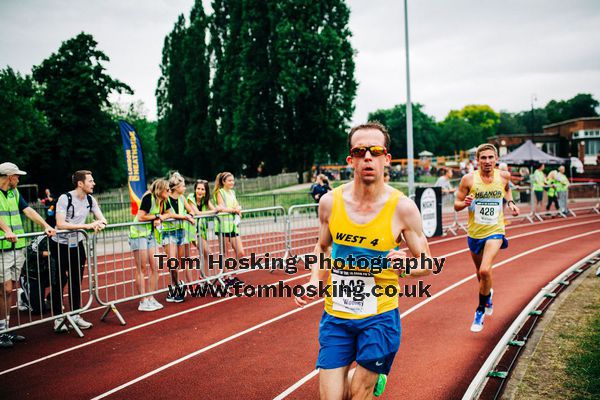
[474,201,501,225]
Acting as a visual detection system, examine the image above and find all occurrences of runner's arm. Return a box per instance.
[454,174,473,211]
[397,198,431,277]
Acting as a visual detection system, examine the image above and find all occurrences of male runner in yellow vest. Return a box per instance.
[454,144,519,332]
[295,122,432,399]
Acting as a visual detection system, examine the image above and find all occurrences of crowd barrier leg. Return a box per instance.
[0,230,94,338]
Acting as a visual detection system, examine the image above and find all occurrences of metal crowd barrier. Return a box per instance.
[441,182,600,235]
[0,230,93,338]
[3,190,598,338]
[92,215,224,324]
[235,206,287,277]
[287,204,319,258]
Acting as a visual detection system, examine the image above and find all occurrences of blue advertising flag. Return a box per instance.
[118,120,147,215]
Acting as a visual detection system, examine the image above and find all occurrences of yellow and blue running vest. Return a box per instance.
[324,185,403,320]
[467,169,506,239]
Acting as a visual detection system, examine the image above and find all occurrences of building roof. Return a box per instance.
[543,116,600,129]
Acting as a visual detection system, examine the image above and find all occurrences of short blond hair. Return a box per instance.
[476,144,498,159]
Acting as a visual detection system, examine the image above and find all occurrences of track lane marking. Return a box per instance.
[272,228,600,399]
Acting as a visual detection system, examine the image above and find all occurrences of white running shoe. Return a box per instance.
[53,318,68,333]
[72,314,93,329]
[149,297,164,310]
[138,299,156,312]
[470,310,485,333]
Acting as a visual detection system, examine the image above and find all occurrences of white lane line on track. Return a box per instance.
[90,300,325,400]
[272,228,600,399]
[0,272,311,376]
[4,218,598,379]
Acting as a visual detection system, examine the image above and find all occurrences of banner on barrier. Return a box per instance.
[415,187,442,237]
[118,120,147,215]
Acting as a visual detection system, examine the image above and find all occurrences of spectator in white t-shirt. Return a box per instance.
[50,170,107,332]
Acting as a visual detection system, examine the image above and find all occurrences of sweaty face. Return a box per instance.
[477,150,497,172]
[346,128,391,184]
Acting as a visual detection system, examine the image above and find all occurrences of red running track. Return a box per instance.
[0,214,598,399]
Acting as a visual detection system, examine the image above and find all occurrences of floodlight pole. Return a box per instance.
[404,0,415,198]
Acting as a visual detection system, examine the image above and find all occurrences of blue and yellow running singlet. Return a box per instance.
[467,169,506,239]
[324,185,403,319]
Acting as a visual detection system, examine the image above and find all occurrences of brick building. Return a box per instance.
[488,116,600,165]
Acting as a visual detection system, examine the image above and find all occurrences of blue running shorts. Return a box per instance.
[316,309,401,375]
[467,234,508,255]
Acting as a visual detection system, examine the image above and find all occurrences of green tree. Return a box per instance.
[210,0,244,170]
[32,32,132,192]
[438,104,500,151]
[368,103,439,157]
[183,1,214,178]
[497,111,527,135]
[156,15,190,174]
[545,93,599,124]
[0,67,54,197]
[515,108,548,133]
[231,0,282,177]
[273,0,357,181]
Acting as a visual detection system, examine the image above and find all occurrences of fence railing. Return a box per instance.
[3,183,598,338]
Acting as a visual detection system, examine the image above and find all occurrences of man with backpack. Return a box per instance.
[50,170,107,332]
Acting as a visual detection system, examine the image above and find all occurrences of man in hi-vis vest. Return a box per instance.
[0,162,55,348]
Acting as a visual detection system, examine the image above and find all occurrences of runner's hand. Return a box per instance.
[464,195,474,207]
[509,202,520,216]
[294,280,318,307]
[387,248,407,276]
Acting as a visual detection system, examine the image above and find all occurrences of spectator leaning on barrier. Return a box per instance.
[532,163,546,212]
[186,180,220,280]
[163,172,196,303]
[214,172,246,287]
[545,170,560,212]
[129,178,170,312]
[555,165,570,214]
[50,170,107,333]
[0,162,55,348]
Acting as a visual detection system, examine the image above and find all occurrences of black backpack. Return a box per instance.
[64,192,93,220]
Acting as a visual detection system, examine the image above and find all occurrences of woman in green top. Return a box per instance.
[214,172,245,286]
[129,178,170,311]
[186,180,220,281]
[545,170,559,211]
[163,172,197,303]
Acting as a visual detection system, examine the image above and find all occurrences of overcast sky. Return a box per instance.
[1,0,599,125]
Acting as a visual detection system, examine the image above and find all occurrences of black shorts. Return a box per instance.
[218,232,239,238]
[534,190,544,202]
